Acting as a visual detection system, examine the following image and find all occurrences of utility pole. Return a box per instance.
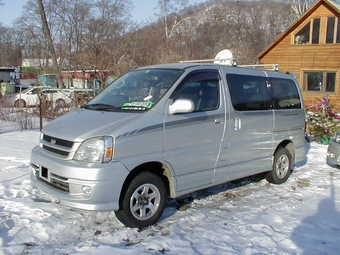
[37,0,65,88]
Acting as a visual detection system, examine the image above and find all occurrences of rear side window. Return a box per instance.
[270,78,301,109]
[226,74,270,111]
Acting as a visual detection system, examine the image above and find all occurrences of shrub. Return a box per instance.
[305,97,340,142]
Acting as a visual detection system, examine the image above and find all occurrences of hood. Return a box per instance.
[42,108,139,140]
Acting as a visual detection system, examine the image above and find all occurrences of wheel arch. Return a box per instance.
[118,161,175,210]
[56,98,65,103]
[274,140,295,162]
[14,99,26,107]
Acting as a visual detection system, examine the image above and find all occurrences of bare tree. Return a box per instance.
[284,0,316,18]
[155,0,191,63]
[52,0,92,71]
[79,0,133,88]
[0,27,23,66]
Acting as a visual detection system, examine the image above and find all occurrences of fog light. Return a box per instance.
[327,152,335,158]
[82,185,92,197]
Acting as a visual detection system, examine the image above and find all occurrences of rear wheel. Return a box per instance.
[115,172,167,228]
[14,99,26,108]
[55,99,66,108]
[266,147,291,184]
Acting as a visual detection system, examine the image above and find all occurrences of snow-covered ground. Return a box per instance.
[0,120,339,255]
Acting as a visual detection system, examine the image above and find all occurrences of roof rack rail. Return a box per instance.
[179,58,236,65]
[179,59,279,71]
[239,64,279,71]
[179,50,279,71]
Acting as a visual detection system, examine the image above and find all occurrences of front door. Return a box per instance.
[164,70,225,193]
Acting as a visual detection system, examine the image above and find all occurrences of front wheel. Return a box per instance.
[115,172,167,228]
[266,147,291,184]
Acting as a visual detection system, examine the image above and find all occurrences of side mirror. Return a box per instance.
[169,99,194,115]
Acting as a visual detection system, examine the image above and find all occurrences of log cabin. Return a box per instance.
[258,0,340,109]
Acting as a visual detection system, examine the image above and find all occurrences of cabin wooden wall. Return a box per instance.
[259,3,340,110]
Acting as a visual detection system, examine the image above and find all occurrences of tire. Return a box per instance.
[55,99,66,108]
[14,99,26,108]
[265,147,291,184]
[115,172,167,228]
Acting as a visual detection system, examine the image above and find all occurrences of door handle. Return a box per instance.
[234,118,241,130]
[215,119,223,124]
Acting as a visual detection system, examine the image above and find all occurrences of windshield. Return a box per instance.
[84,69,183,111]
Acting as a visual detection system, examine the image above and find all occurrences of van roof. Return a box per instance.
[137,62,280,72]
[136,62,297,80]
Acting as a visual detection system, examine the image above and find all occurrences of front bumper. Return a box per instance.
[326,139,340,166]
[30,146,130,211]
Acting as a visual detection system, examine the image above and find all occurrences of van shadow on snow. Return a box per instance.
[159,172,268,224]
[291,172,340,254]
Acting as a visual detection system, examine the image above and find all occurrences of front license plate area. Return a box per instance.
[40,166,49,181]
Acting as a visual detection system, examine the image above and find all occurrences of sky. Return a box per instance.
[0,0,207,27]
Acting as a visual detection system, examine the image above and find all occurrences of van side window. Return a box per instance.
[172,71,220,112]
[270,78,301,109]
[226,74,270,111]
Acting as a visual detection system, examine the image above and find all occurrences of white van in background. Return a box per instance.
[30,50,306,228]
[10,86,72,108]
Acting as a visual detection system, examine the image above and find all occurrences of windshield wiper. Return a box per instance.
[83,103,120,111]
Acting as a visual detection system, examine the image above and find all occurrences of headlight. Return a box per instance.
[335,132,340,143]
[73,136,114,163]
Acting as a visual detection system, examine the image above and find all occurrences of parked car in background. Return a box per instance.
[326,131,340,167]
[9,87,73,108]
[42,88,73,108]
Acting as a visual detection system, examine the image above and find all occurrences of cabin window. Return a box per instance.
[337,18,340,43]
[326,17,335,43]
[295,22,310,44]
[303,71,336,93]
[294,18,320,44]
[312,19,320,44]
[326,17,340,44]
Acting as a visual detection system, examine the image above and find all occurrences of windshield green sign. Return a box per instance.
[121,102,154,110]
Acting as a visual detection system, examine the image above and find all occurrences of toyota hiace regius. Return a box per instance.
[30,51,306,228]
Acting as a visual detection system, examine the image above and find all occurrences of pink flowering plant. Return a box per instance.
[305,97,340,142]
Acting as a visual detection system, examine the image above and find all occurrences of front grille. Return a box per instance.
[43,134,74,148]
[42,145,69,157]
[41,134,75,158]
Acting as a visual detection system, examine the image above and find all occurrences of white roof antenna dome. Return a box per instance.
[214,49,235,66]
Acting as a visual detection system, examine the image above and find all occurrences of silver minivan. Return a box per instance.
[30,59,306,228]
